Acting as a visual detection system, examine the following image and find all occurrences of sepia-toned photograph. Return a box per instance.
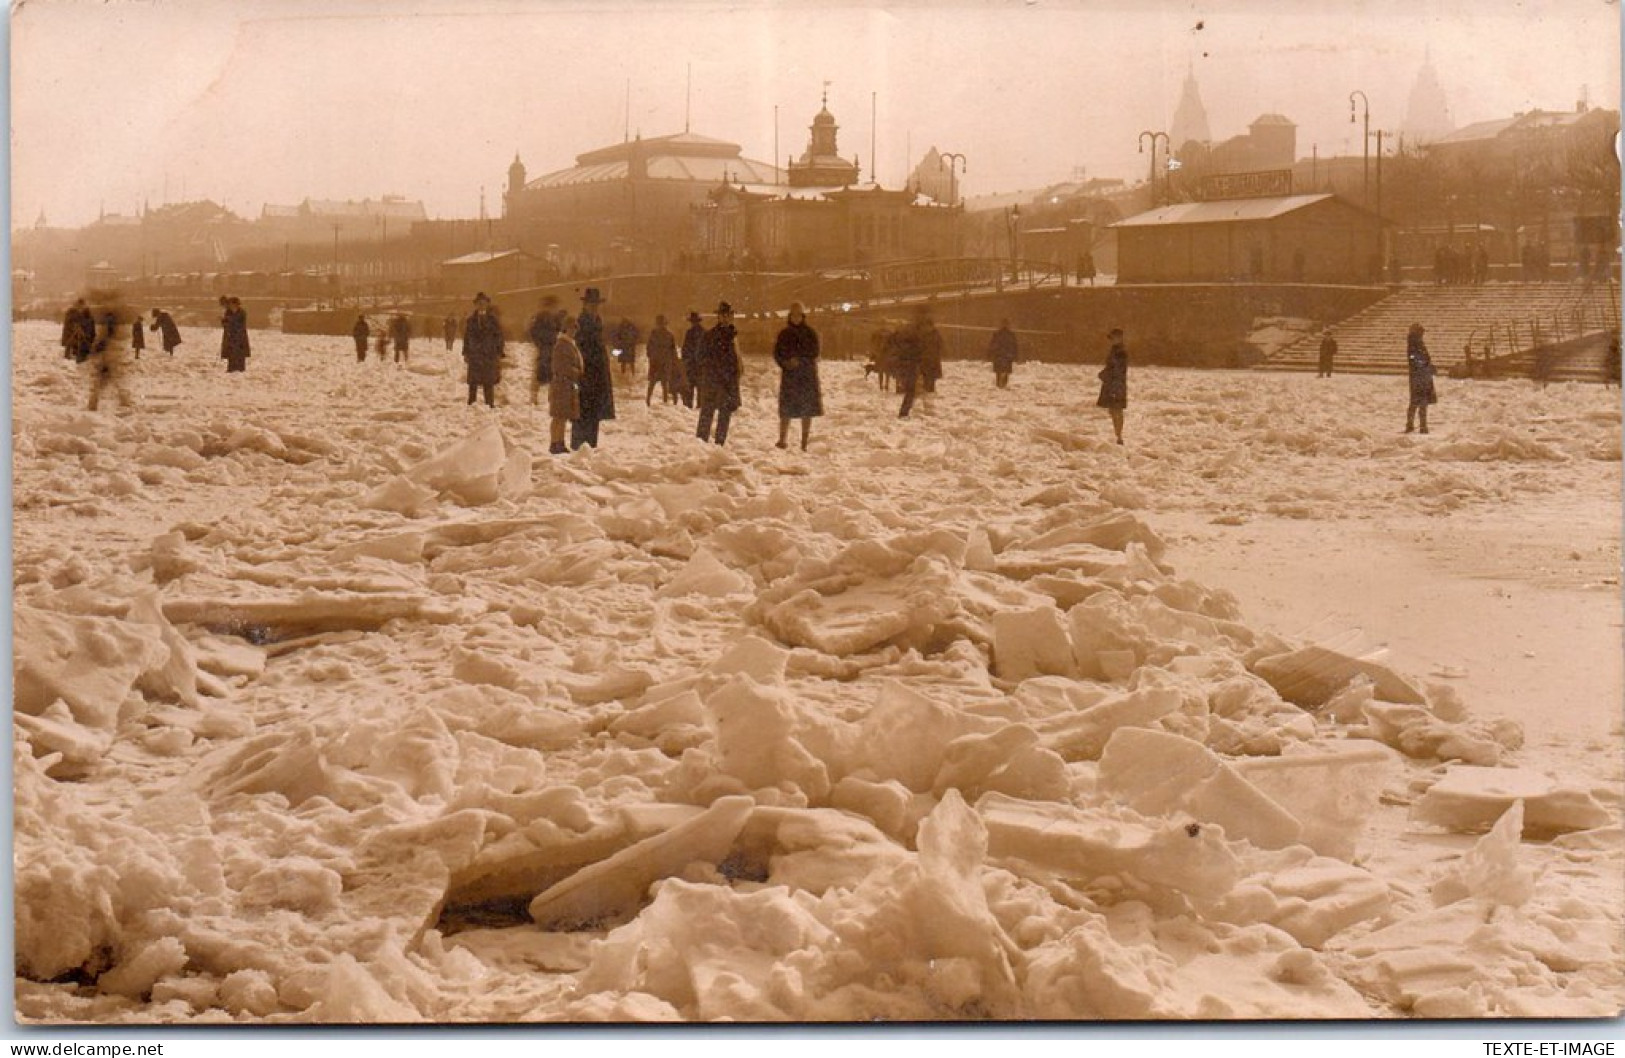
[8,0,1623,1029]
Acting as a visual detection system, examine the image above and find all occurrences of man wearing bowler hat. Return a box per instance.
[572,287,616,448]
[462,292,504,407]
[694,301,742,445]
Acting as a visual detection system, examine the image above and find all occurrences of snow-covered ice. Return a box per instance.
[9,320,1622,1023]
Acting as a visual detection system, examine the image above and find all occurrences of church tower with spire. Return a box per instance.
[1170,65,1212,151]
[1403,50,1454,145]
[788,87,860,188]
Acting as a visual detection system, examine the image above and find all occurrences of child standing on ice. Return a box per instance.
[1096,327,1128,444]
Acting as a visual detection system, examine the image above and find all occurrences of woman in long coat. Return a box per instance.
[1096,327,1128,444]
[462,292,504,406]
[773,303,823,450]
[220,297,251,373]
[1405,322,1437,434]
[548,322,584,454]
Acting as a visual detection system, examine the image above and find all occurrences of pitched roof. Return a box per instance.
[1110,193,1338,228]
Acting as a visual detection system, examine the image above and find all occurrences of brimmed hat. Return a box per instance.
[582,287,605,305]
[474,291,491,303]
[687,311,703,323]
[716,301,733,315]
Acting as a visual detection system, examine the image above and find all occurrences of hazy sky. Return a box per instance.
[9,0,1621,229]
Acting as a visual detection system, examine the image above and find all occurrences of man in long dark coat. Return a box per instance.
[695,301,742,445]
[443,314,458,352]
[462,292,504,406]
[1097,327,1129,444]
[352,315,370,362]
[220,296,251,373]
[677,311,704,408]
[918,303,944,394]
[150,309,182,355]
[528,296,561,403]
[571,287,616,448]
[773,302,822,449]
[645,314,678,405]
[130,312,146,359]
[1317,329,1337,377]
[389,312,412,364]
[988,319,1018,388]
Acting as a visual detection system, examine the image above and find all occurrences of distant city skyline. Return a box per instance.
[11,0,1620,230]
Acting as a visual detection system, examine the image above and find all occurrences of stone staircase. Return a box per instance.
[1262,282,1620,380]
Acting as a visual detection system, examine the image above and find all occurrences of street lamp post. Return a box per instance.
[1349,90,1370,205]
[1138,131,1170,206]
[1006,204,1022,283]
[939,152,967,207]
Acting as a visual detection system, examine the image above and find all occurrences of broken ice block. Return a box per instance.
[1231,740,1399,860]
[977,791,1240,900]
[1251,645,1426,709]
[1097,728,1304,851]
[528,795,754,930]
[1411,765,1612,837]
[991,606,1075,681]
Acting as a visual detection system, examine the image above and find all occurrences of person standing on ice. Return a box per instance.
[677,310,704,408]
[571,287,616,448]
[773,302,822,450]
[1606,329,1621,389]
[462,291,505,407]
[694,301,743,445]
[917,302,944,396]
[528,296,561,403]
[61,299,95,362]
[1404,322,1437,434]
[1317,328,1337,377]
[389,312,412,365]
[220,296,251,373]
[129,311,146,359]
[987,318,1018,388]
[1096,326,1129,444]
[352,314,370,362]
[645,314,677,405]
[149,308,183,356]
[548,317,584,455]
[891,303,936,417]
[84,298,136,412]
[443,313,458,352]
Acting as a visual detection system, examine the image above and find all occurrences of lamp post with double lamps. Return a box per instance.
[939,152,967,207]
[1138,130,1170,207]
[1349,90,1371,205]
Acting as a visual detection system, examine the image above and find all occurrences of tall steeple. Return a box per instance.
[1403,49,1454,144]
[1170,64,1212,150]
[787,87,859,188]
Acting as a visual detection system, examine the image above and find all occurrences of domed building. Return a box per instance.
[502,132,783,274]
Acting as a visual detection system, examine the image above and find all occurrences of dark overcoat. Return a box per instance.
[646,325,677,383]
[575,312,616,422]
[1407,335,1437,406]
[695,323,741,412]
[221,307,251,370]
[1096,342,1128,408]
[919,323,944,384]
[530,311,562,384]
[353,317,370,354]
[680,323,704,380]
[773,321,823,419]
[988,327,1018,370]
[152,312,182,352]
[463,309,505,386]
